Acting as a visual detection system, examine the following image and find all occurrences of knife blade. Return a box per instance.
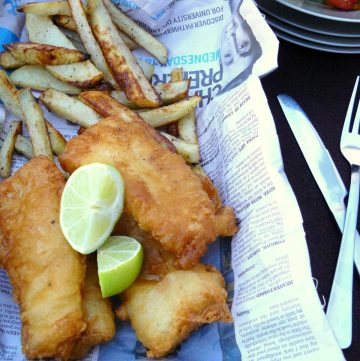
[277,94,360,275]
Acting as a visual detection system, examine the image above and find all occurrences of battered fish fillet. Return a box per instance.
[116,264,232,358]
[60,115,237,269]
[0,156,86,360]
[71,256,116,360]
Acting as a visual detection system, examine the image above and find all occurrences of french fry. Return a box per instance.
[40,88,101,128]
[68,0,117,88]
[137,96,201,128]
[160,132,200,164]
[15,135,34,159]
[26,13,75,48]
[18,89,53,160]
[46,61,103,88]
[61,29,88,53]
[26,14,103,88]
[109,91,134,108]
[169,68,198,144]
[18,1,73,16]
[119,30,138,50]
[0,70,24,119]
[102,0,167,64]
[155,80,190,104]
[88,0,160,107]
[53,14,78,32]
[11,65,81,94]
[0,121,22,177]
[54,14,138,50]
[178,111,197,144]
[78,91,176,152]
[111,79,190,107]
[136,59,154,80]
[171,68,183,82]
[0,51,26,69]
[45,120,66,156]
[14,126,65,158]
[4,42,90,65]
[78,90,133,118]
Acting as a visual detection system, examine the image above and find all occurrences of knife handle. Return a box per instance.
[326,165,360,349]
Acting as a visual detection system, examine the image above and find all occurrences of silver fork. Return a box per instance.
[326,76,360,349]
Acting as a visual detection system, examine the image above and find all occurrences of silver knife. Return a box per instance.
[277,94,360,275]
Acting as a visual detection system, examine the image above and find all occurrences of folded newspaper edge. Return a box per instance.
[0,0,344,360]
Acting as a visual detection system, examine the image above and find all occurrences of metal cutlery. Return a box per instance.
[326,76,360,349]
[277,95,360,276]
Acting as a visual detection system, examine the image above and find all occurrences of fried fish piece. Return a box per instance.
[0,156,86,360]
[71,256,116,359]
[60,115,237,269]
[116,264,232,358]
[113,212,176,278]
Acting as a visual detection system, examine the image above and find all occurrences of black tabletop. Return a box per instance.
[261,39,360,361]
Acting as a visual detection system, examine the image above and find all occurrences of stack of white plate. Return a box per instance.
[255,0,360,53]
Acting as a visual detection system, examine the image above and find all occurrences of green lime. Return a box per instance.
[60,163,124,254]
[97,236,143,297]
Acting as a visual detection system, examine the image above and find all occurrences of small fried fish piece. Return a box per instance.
[71,256,116,359]
[116,264,232,358]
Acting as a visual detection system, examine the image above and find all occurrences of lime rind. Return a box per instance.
[97,236,143,296]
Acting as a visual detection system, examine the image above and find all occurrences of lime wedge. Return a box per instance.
[60,163,124,254]
[97,236,143,297]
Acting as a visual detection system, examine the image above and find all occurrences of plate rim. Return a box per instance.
[276,0,360,23]
[274,28,360,53]
[255,0,360,37]
[265,14,360,47]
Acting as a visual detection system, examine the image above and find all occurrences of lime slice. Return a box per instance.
[97,236,143,297]
[60,163,124,254]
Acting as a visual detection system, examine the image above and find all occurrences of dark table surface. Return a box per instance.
[261,39,360,361]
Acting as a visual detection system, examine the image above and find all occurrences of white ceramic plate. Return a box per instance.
[256,0,360,37]
[276,0,360,22]
[265,13,360,47]
[273,27,360,53]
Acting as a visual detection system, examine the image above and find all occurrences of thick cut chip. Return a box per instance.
[40,88,101,128]
[26,13,75,48]
[110,80,190,108]
[0,51,25,69]
[18,89,53,160]
[45,120,67,156]
[138,96,201,128]
[53,14,78,32]
[46,61,103,88]
[0,70,24,118]
[4,42,90,65]
[103,0,167,64]
[10,65,81,94]
[15,135,34,159]
[88,0,160,107]
[0,121,22,178]
[161,132,200,164]
[18,1,73,16]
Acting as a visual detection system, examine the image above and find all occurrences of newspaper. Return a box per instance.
[0,0,345,360]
